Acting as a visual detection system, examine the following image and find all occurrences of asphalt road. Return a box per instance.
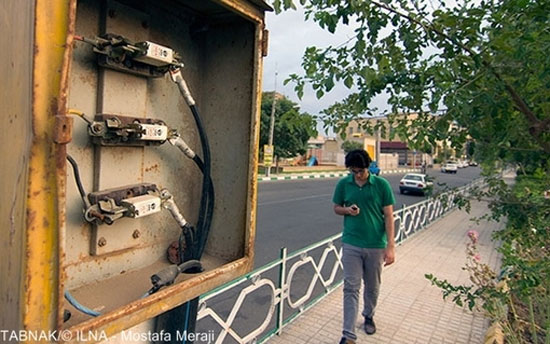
[255,166,482,267]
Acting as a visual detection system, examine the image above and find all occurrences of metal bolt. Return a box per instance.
[91,123,104,134]
[98,237,107,247]
[133,230,141,239]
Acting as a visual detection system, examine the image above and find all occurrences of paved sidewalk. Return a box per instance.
[267,201,502,344]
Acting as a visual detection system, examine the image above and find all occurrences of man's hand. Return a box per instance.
[348,204,360,216]
[384,246,395,266]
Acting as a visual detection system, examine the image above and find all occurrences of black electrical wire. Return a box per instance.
[66,154,89,208]
[178,228,186,264]
[191,155,215,259]
[174,105,214,264]
[167,100,214,344]
[192,156,209,234]
[146,259,203,296]
[168,71,217,344]
[189,105,213,260]
[180,223,197,263]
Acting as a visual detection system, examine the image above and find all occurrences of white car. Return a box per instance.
[457,160,468,168]
[399,173,433,195]
[441,162,458,173]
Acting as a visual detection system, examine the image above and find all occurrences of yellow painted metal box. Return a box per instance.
[0,0,269,341]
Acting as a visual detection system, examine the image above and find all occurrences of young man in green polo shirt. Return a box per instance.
[333,149,396,344]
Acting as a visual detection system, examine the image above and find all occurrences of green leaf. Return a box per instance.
[325,77,335,92]
[344,76,354,89]
[316,89,324,99]
[297,87,304,100]
[355,39,366,57]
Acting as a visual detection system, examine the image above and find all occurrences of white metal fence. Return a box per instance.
[196,179,484,344]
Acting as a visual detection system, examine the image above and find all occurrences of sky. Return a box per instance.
[262,5,388,136]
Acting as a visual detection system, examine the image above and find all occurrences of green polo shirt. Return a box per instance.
[332,173,395,248]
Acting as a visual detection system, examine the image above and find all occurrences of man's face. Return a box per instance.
[349,167,368,181]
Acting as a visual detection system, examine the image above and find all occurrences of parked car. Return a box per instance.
[369,161,380,176]
[441,162,458,173]
[469,161,478,166]
[399,173,433,195]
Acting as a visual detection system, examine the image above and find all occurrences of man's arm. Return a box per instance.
[383,204,395,266]
[334,204,359,216]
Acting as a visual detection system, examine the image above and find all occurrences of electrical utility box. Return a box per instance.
[0,0,270,341]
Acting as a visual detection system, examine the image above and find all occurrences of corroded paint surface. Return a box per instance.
[0,0,34,333]
[23,0,75,334]
[16,0,266,339]
[63,259,250,343]
[214,0,266,24]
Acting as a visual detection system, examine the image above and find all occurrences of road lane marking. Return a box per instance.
[258,193,333,206]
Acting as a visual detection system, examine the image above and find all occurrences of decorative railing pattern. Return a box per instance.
[196,179,484,344]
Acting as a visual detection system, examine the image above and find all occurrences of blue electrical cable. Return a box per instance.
[64,290,101,317]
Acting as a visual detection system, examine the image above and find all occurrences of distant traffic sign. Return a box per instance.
[263,145,273,166]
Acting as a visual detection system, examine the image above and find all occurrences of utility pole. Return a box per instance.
[375,126,381,163]
[266,69,277,177]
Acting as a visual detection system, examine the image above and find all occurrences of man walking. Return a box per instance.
[333,149,396,344]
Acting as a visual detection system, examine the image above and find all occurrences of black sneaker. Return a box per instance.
[339,337,356,344]
[364,317,376,335]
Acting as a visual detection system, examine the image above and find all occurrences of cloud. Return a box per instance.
[263,7,358,117]
[262,6,390,127]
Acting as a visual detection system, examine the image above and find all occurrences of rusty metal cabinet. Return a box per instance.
[0,0,269,341]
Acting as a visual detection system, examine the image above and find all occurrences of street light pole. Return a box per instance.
[376,127,381,162]
[267,70,277,177]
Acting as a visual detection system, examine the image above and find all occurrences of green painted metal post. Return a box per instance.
[277,247,287,335]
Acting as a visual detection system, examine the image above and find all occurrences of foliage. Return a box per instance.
[426,174,550,343]
[340,140,363,154]
[425,229,513,343]
[260,92,318,159]
[436,146,454,163]
[271,0,550,341]
[274,0,550,174]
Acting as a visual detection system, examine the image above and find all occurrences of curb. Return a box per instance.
[257,168,420,182]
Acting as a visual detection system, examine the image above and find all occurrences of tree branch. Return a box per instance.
[369,0,550,152]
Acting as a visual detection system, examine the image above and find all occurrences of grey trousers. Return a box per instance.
[342,243,385,341]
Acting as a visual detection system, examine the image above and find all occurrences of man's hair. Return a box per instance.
[345,149,372,168]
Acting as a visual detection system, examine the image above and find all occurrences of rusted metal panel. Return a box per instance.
[262,29,269,57]
[197,16,256,261]
[242,23,265,269]
[63,258,252,342]
[213,0,270,23]
[56,0,79,330]
[55,115,74,144]
[0,0,34,334]
[65,0,263,278]
[24,0,76,334]
[3,0,266,339]
[89,0,151,257]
